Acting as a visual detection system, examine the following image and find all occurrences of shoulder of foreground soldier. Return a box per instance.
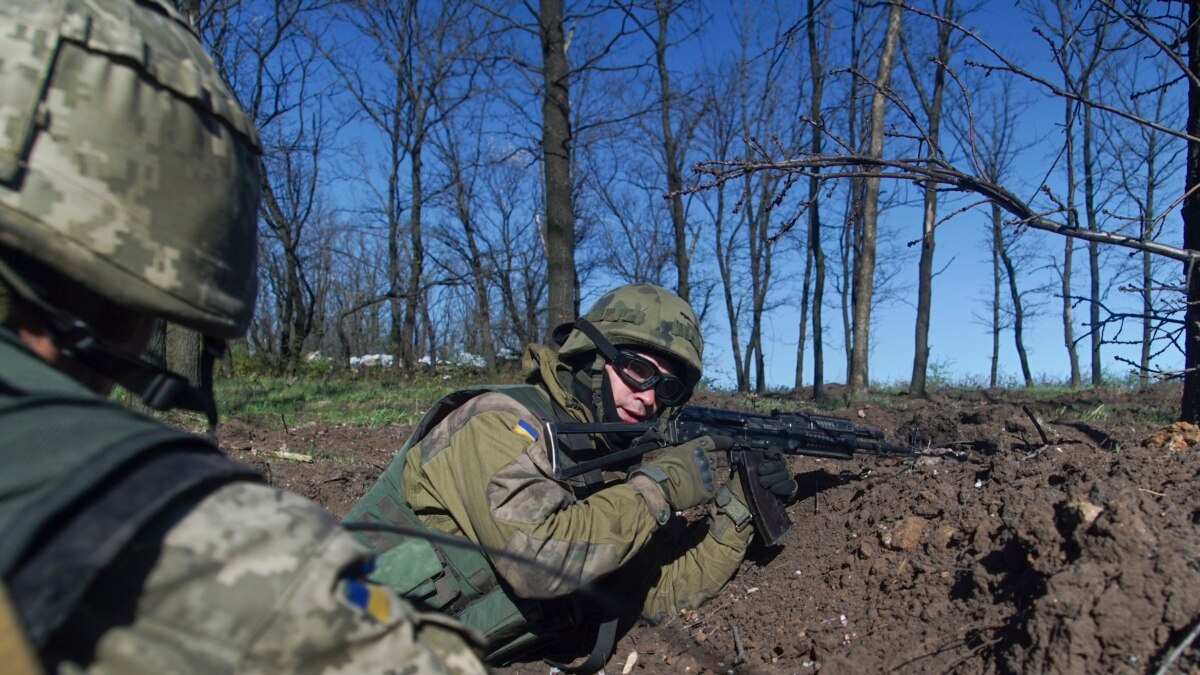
[49,481,487,674]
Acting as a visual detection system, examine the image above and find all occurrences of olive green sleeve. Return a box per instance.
[632,480,755,623]
[403,392,668,600]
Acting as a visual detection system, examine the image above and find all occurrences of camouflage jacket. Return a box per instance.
[0,329,487,675]
[401,344,754,625]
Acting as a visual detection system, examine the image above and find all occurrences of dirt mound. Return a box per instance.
[219,383,1200,674]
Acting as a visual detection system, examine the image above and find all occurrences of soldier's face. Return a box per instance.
[605,350,681,423]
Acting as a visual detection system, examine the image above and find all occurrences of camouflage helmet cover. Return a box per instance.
[558,284,703,388]
[0,0,262,338]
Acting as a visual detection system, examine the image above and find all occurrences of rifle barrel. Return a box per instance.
[676,405,910,458]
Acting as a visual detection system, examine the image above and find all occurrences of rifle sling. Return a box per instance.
[544,616,619,675]
[554,439,660,481]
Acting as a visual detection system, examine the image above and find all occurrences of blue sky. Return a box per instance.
[302,0,1186,389]
[676,2,1187,389]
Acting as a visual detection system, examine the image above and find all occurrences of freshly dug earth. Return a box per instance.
[219,383,1200,674]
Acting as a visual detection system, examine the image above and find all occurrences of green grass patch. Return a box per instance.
[214,373,490,426]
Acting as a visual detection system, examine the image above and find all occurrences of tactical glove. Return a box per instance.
[756,447,798,501]
[629,434,733,512]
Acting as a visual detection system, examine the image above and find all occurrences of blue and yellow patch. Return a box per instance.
[343,579,393,624]
[513,418,539,442]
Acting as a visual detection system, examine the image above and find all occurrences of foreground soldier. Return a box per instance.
[347,284,798,672]
[0,1,486,672]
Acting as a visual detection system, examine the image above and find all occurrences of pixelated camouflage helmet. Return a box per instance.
[558,284,703,388]
[0,0,262,338]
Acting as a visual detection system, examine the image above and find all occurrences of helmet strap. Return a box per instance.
[0,257,220,432]
[573,319,622,363]
[571,319,621,419]
[588,351,607,419]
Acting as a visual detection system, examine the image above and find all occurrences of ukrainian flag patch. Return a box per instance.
[514,418,539,442]
[343,579,393,624]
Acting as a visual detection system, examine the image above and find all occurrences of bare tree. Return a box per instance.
[903,0,961,396]
[711,3,802,393]
[695,55,746,390]
[484,156,547,351]
[691,2,1200,418]
[429,104,499,371]
[614,0,704,301]
[848,0,903,400]
[794,0,831,398]
[540,0,578,336]
[970,76,1048,390]
[1031,0,1121,388]
[590,162,676,284]
[832,1,870,379]
[328,227,390,361]
[326,0,484,369]
[1182,0,1200,420]
[1102,54,1184,386]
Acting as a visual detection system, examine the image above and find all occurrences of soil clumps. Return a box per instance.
[220,383,1200,674]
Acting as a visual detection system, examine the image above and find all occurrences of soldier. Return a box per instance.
[346,284,798,673]
[0,1,487,673]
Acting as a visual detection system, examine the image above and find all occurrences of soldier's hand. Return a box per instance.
[629,435,734,511]
[756,447,798,501]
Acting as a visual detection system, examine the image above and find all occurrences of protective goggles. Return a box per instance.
[611,350,690,405]
[572,318,692,406]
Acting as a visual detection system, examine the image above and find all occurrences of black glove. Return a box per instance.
[756,447,798,500]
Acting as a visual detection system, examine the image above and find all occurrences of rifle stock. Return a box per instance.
[544,405,914,546]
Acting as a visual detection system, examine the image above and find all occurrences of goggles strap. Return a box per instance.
[575,318,624,413]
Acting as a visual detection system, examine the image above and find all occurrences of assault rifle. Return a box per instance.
[545,405,916,546]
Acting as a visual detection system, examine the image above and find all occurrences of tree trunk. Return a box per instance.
[260,182,308,364]
[910,184,935,395]
[401,122,425,370]
[714,177,746,392]
[806,0,826,399]
[1140,143,1156,388]
[751,185,770,394]
[849,0,902,400]
[1082,89,1102,386]
[1181,0,1200,421]
[1061,92,1082,388]
[990,216,1001,388]
[908,0,952,397]
[840,189,857,374]
[455,158,497,371]
[387,85,404,368]
[654,0,690,303]
[796,240,812,391]
[996,204,1033,386]
[541,0,577,336]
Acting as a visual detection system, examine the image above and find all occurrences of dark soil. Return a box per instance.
[219,383,1200,675]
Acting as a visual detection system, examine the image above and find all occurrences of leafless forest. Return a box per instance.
[182,0,1200,416]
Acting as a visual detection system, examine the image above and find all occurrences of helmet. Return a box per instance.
[0,0,262,338]
[558,284,703,389]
